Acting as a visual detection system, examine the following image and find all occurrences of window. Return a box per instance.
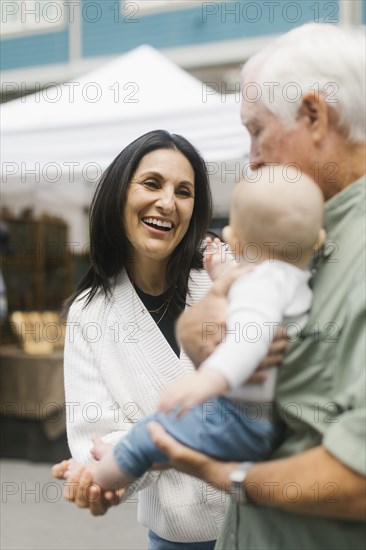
[1,0,65,37]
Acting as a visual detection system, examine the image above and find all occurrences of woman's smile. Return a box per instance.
[141,216,174,233]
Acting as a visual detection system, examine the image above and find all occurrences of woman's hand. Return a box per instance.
[52,459,93,502]
[52,459,71,479]
[51,457,125,515]
[52,458,82,482]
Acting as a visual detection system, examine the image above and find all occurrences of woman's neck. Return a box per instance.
[127,258,168,295]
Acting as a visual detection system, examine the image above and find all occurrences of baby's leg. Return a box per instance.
[113,414,170,479]
[93,448,137,491]
[155,397,284,462]
[114,399,284,479]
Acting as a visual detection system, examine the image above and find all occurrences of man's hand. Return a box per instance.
[177,267,249,368]
[148,423,366,521]
[177,266,287,371]
[158,370,229,415]
[248,325,288,383]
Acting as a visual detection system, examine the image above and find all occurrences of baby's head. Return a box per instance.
[223,165,325,269]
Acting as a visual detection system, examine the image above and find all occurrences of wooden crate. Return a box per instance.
[0,212,72,313]
[10,311,66,354]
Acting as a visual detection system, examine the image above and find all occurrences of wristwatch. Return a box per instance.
[230,462,253,502]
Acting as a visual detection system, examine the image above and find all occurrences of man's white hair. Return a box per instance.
[242,23,366,143]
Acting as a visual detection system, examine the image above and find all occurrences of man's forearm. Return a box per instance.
[176,292,226,367]
[244,446,366,521]
[147,404,365,523]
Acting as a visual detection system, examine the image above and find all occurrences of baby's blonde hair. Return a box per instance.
[230,165,324,265]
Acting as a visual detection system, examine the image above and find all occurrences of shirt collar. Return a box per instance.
[323,175,366,236]
[310,175,365,271]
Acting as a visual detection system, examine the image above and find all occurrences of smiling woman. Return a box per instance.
[55,131,223,549]
[64,130,211,309]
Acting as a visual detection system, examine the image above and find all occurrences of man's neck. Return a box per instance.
[319,142,365,200]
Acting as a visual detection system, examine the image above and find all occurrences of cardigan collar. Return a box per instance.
[110,269,206,385]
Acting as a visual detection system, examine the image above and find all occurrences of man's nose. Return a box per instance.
[250,158,262,170]
[249,144,262,170]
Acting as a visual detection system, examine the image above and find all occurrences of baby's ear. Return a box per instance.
[222,225,236,247]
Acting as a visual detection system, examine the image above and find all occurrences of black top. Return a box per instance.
[134,285,184,357]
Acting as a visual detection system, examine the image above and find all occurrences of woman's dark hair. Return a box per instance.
[63,130,212,313]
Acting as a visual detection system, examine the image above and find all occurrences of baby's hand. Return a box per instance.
[90,435,112,461]
[158,370,229,415]
[204,236,237,282]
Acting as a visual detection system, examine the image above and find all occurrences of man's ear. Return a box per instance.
[297,92,330,144]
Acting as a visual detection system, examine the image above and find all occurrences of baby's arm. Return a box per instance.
[200,270,285,390]
[161,270,286,414]
[158,253,244,414]
[158,370,229,415]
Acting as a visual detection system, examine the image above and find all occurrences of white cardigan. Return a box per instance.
[64,268,226,543]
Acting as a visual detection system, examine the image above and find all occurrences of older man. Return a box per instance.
[149,23,366,550]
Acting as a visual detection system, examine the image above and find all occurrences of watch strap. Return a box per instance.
[230,462,253,502]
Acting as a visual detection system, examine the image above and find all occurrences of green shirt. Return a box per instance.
[216,176,366,550]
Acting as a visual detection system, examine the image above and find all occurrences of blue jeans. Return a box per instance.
[114,396,284,478]
[148,530,216,550]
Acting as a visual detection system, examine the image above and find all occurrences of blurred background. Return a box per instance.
[1,1,365,549]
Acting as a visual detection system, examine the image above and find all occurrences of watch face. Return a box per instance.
[231,470,247,483]
[230,462,253,482]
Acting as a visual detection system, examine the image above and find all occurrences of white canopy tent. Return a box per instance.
[1,45,249,246]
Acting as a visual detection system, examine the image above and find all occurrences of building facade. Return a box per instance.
[2,0,365,101]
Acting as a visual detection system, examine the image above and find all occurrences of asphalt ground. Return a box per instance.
[1,459,148,550]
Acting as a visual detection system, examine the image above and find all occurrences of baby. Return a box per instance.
[80,165,325,497]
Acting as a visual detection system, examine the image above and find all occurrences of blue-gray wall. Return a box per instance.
[1,27,68,70]
[3,0,364,71]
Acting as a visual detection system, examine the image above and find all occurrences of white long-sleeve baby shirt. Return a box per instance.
[201,260,312,402]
